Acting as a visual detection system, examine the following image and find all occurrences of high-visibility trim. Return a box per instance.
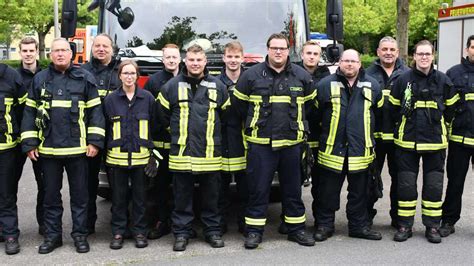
[445,93,460,106]
[297,97,304,140]
[422,209,442,217]
[86,97,101,108]
[374,132,394,140]
[221,97,231,110]
[308,141,319,148]
[450,135,474,146]
[398,209,416,217]
[415,142,448,151]
[106,156,149,167]
[363,88,373,148]
[206,89,217,158]
[414,101,438,109]
[465,93,474,101]
[233,89,250,101]
[108,149,150,159]
[248,95,305,104]
[157,93,170,110]
[78,105,86,148]
[440,116,448,146]
[422,200,442,208]
[245,217,266,226]
[87,127,105,136]
[3,98,14,105]
[284,215,306,224]
[398,200,417,207]
[26,98,37,108]
[177,86,189,149]
[249,101,260,140]
[377,95,384,108]
[324,84,341,155]
[389,95,401,106]
[0,142,17,150]
[318,151,345,171]
[98,89,108,97]
[245,135,270,144]
[304,90,317,102]
[139,120,148,139]
[44,100,84,108]
[21,131,38,140]
[18,93,27,104]
[168,155,222,172]
[5,103,13,137]
[113,121,120,140]
[222,156,246,172]
[382,89,391,96]
[272,139,303,148]
[39,146,87,156]
[153,141,171,149]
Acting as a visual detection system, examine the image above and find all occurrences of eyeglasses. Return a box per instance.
[51,49,71,54]
[415,52,432,58]
[340,59,360,64]
[268,47,289,52]
[121,72,137,76]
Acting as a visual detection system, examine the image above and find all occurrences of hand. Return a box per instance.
[86,144,99,157]
[35,106,50,129]
[27,148,39,161]
[144,157,159,178]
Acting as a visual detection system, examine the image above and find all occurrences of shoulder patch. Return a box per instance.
[289,86,303,92]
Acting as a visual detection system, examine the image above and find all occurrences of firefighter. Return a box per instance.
[313,49,383,242]
[0,63,26,255]
[143,43,181,240]
[15,37,45,237]
[21,38,105,254]
[389,40,458,244]
[440,35,474,237]
[300,40,330,232]
[105,60,158,249]
[232,33,315,249]
[81,33,121,235]
[366,36,409,227]
[156,44,228,252]
[216,41,248,235]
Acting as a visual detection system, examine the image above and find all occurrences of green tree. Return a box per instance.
[0,0,27,59]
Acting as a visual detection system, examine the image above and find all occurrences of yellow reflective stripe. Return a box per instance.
[325,84,341,154]
[168,155,222,172]
[272,139,303,148]
[248,95,305,104]
[139,120,148,139]
[5,103,13,137]
[398,200,417,207]
[157,93,170,110]
[318,151,345,171]
[465,93,474,101]
[348,154,374,171]
[113,121,120,140]
[245,217,266,226]
[445,93,460,106]
[79,105,86,148]
[26,98,37,108]
[245,135,270,144]
[422,209,442,217]
[233,89,250,101]
[422,200,442,208]
[206,90,217,158]
[222,156,247,172]
[414,101,437,109]
[396,116,410,146]
[98,89,108,97]
[153,141,171,149]
[304,89,317,102]
[374,132,394,141]
[0,142,17,150]
[377,96,384,108]
[177,86,189,154]
[108,149,150,159]
[441,116,448,146]
[18,93,28,104]
[416,143,448,151]
[398,209,416,217]
[363,88,372,148]
[106,156,149,166]
[249,101,260,140]
[39,146,87,156]
[21,131,38,140]
[87,127,105,136]
[389,95,401,106]
[297,98,304,140]
[284,215,306,224]
[3,97,14,104]
[450,135,474,146]
[86,97,101,108]
[382,89,391,96]
[308,141,319,148]
[222,98,231,110]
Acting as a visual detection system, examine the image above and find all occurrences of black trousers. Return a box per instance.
[145,149,172,227]
[0,148,19,238]
[218,171,248,228]
[172,172,221,237]
[442,142,474,225]
[109,167,147,236]
[42,156,89,239]
[396,149,445,228]
[368,141,398,222]
[315,161,370,232]
[15,151,44,229]
[86,150,102,230]
[245,144,306,235]
[310,148,320,226]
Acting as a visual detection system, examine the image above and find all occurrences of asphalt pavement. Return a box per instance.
[2,160,473,265]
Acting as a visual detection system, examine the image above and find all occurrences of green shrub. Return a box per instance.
[360,54,377,68]
[0,59,51,69]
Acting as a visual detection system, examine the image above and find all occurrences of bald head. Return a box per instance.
[339,49,361,80]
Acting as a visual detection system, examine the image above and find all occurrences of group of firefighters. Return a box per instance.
[0,31,472,255]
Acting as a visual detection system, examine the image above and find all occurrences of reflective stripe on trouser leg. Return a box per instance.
[421,150,445,228]
[395,149,420,228]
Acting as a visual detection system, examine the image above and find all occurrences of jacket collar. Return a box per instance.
[461,57,474,72]
[264,55,292,75]
[117,85,143,99]
[181,67,209,85]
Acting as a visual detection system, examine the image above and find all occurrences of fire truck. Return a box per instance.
[437,2,474,72]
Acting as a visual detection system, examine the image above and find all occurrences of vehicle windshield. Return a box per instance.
[105,0,308,67]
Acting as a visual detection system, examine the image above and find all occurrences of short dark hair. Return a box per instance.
[19,37,38,50]
[413,40,435,54]
[117,60,140,78]
[266,33,289,48]
[467,35,474,48]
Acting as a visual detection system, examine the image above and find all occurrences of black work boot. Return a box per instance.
[278,222,288,235]
[5,237,20,255]
[425,227,442,244]
[244,233,262,249]
[147,221,171,239]
[109,235,124,250]
[205,234,225,248]
[288,230,315,246]
[313,227,334,242]
[393,226,412,242]
[173,236,188,252]
[348,227,382,240]
[73,236,90,253]
[135,234,148,248]
[38,238,63,254]
[439,223,455,237]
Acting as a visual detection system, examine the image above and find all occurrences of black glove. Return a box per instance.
[368,161,383,199]
[144,149,163,178]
